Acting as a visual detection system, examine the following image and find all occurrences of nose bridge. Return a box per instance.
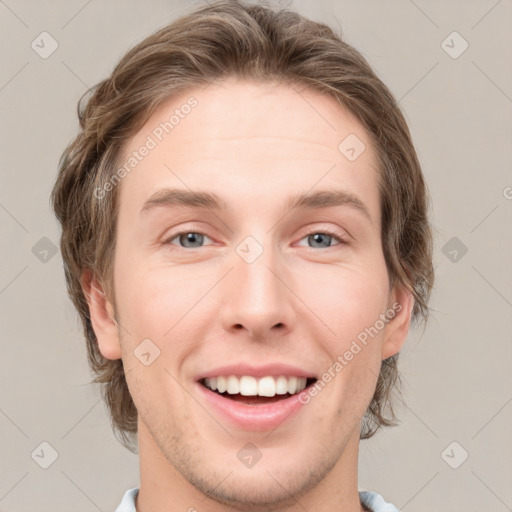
[220,232,294,339]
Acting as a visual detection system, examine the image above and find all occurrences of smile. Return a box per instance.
[202,375,311,397]
[196,375,318,431]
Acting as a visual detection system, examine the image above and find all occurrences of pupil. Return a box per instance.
[182,233,202,247]
[311,233,330,248]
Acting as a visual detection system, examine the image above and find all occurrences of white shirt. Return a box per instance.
[115,487,399,511]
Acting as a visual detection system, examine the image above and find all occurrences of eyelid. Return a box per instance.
[163,224,350,249]
[163,230,215,247]
[161,221,215,243]
[294,226,349,247]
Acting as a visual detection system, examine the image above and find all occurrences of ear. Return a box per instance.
[381,284,415,360]
[81,269,122,360]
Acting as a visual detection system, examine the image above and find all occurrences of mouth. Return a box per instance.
[199,375,318,406]
[194,364,319,430]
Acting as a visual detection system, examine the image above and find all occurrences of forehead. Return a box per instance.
[133,79,368,150]
[115,78,380,223]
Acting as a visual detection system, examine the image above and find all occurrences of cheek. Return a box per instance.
[114,256,214,339]
[298,262,390,342]
[299,261,390,406]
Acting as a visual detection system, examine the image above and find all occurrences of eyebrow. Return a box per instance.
[140,188,372,223]
[285,189,371,223]
[140,188,228,213]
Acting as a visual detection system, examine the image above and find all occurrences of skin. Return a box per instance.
[85,77,414,512]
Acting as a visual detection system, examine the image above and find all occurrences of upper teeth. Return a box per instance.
[204,375,309,397]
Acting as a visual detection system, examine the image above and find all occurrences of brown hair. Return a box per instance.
[51,0,434,452]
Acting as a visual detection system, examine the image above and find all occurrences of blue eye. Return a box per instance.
[302,232,340,248]
[297,230,346,249]
[164,229,347,250]
[166,232,214,248]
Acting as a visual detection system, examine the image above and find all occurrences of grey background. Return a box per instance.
[1,0,511,511]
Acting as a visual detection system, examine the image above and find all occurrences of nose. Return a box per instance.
[220,237,296,342]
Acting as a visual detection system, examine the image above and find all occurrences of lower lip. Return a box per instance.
[195,382,309,431]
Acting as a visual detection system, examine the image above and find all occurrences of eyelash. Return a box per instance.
[163,227,349,249]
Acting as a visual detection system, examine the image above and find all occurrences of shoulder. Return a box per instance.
[114,487,139,512]
[359,490,400,512]
[116,488,399,512]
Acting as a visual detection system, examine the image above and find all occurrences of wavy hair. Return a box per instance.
[51,0,434,452]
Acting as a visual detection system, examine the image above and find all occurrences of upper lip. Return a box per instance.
[195,363,318,381]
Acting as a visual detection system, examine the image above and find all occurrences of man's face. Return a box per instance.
[94,78,410,508]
